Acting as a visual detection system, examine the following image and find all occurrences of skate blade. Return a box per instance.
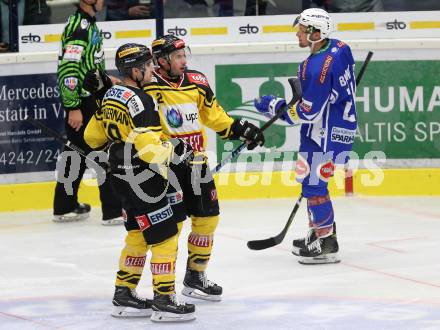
[150,311,196,322]
[298,253,341,265]
[101,217,124,226]
[182,286,222,302]
[291,247,301,256]
[53,213,89,223]
[111,306,152,318]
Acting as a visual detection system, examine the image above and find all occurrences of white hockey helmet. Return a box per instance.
[294,8,334,40]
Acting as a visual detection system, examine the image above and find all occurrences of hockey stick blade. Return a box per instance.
[213,77,302,173]
[247,195,303,250]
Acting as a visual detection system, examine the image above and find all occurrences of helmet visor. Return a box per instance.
[169,46,191,62]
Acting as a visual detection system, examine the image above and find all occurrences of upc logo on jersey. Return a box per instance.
[147,205,173,225]
[187,73,209,86]
[166,108,183,128]
[64,77,78,91]
[331,126,356,144]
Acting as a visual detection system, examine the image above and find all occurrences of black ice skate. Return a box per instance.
[293,223,337,256]
[111,286,153,318]
[53,203,91,222]
[151,293,196,322]
[292,228,316,256]
[182,269,222,302]
[298,231,340,265]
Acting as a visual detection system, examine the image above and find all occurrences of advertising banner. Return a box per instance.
[215,60,440,164]
[18,11,440,52]
[0,73,64,175]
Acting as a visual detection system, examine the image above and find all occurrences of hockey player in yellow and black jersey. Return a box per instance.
[84,43,195,322]
[144,35,266,301]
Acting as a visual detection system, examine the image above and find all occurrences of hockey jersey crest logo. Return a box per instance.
[187,73,209,86]
[64,77,78,91]
[166,108,183,128]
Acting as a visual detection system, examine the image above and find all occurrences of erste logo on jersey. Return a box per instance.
[106,86,134,103]
[167,191,183,205]
[148,205,173,225]
[187,72,209,86]
[64,77,78,91]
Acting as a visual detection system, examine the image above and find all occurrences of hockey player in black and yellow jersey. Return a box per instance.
[145,35,265,301]
[84,44,195,322]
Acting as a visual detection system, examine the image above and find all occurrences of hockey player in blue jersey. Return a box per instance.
[254,8,357,264]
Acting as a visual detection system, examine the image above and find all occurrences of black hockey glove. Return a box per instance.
[229,118,265,150]
[170,138,194,166]
[83,69,113,96]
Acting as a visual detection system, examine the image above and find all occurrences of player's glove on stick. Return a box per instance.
[229,118,265,150]
[254,95,287,120]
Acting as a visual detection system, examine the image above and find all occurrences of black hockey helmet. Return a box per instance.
[115,43,152,76]
[151,35,186,62]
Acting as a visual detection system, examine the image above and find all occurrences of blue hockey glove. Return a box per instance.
[254,95,286,119]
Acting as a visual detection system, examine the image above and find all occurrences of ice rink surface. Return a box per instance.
[1,196,439,330]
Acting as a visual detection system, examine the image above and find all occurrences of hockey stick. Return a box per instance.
[247,51,374,251]
[25,116,107,170]
[247,194,303,250]
[212,77,302,174]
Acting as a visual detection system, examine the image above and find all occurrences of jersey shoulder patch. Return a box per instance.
[128,95,145,118]
[104,85,135,104]
[186,70,209,87]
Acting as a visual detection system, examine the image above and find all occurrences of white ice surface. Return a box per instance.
[1,196,440,330]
